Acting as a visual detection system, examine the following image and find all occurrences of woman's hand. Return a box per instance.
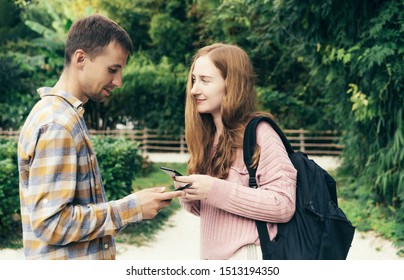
[174,174,215,201]
[173,179,189,191]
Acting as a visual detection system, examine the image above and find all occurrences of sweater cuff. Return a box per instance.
[206,178,233,207]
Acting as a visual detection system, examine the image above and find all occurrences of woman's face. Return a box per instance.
[190,55,226,118]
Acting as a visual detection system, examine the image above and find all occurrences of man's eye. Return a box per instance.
[109,68,118,74]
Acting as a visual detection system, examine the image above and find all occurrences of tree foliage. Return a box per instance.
[85,0,197,131]
[1,1,403,241]
[240,0,403,243]
[105,52,188,133]
[194,0,403,243]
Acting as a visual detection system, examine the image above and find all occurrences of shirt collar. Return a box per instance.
[37,87,85,116]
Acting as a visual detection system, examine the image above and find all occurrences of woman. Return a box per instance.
[175,43,297,260]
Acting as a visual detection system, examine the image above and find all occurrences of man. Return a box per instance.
[17,14,183,260]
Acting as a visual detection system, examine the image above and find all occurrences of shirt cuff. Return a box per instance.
[115,194,143,226]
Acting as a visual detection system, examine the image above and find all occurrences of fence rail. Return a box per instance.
[1,127,344,156]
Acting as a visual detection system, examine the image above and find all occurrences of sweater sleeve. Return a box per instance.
[205,122,297,223]
[180,200,201,217]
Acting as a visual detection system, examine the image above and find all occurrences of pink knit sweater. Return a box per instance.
[181,122,297,259]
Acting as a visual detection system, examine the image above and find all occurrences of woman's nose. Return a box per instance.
[190,82,200,95]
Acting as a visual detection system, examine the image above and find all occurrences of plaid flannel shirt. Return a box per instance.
[18,87,143,259]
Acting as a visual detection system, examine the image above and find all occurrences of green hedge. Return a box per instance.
[91,136,143,200]
[0,139,21,247]
[0,136,144,248]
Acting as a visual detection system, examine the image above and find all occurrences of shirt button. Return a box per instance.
[104,244,109,249]
[95,184,99,189]
[78,106,83,111]
[43,199,48,204]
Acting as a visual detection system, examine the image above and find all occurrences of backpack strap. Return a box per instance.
[244,116,295,187]
[244,116,294,163]
[243,116,295,259]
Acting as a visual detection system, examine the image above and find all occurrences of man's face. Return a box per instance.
[78,41,128,103]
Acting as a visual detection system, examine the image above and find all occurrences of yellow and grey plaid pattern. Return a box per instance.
[18,87,142,259]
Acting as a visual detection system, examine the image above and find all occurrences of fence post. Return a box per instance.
[142,127,148,155]
[299,128,305,152]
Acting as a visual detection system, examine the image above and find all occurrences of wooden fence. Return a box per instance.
[1,128,344,155]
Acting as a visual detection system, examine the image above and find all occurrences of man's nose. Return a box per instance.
[113,73,123,88]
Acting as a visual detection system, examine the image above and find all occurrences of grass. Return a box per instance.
[338,198,403,257]
[335,172,404,257]
[132,162,188,190]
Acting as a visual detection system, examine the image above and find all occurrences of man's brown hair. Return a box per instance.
[64,14,133,65]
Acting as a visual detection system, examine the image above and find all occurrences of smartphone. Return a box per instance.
[160,166,191,191]
[160,166,183,177]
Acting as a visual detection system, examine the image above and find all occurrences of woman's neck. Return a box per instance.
[212,115,223,145]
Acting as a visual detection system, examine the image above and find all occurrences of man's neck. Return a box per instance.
[53,70,88,103]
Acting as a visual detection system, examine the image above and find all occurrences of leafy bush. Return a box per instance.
[0,139,21,247]
[91,136,143,200]
[0,136,145,248]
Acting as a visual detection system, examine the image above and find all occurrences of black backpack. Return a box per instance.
[243,116,355,260]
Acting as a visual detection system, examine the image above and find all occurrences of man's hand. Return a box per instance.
[135,187,184,220]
